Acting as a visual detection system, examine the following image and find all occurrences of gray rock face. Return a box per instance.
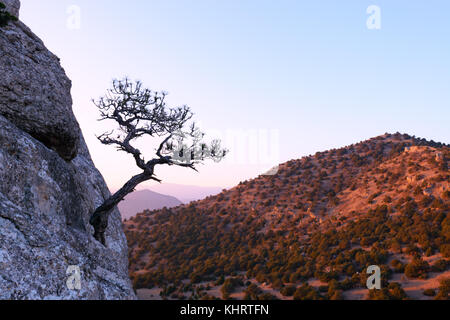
[0,1,136,299]
[2,0,20,17]
[0,4,80,161]
[0,117,135,299]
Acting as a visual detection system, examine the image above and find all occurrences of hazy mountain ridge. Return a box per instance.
[145,184,223,203]
[125,133,449,300]
[119,190,183,220]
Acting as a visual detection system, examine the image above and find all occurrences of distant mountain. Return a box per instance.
[118,190,182,220]
[125,133,449,300]
[146,183,223,203]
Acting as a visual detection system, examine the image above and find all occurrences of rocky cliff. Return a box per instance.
[0,0,136,299]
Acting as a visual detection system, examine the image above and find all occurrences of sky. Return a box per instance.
[20,0,450,191]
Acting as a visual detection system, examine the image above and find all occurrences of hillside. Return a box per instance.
[119,190,182,220]
[124,133,449,300]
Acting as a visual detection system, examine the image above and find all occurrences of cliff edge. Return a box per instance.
[0,0,136,299]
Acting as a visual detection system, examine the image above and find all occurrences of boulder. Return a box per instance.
[0,1,81,161]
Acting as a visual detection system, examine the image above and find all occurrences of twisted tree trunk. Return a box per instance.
[90,172,153,245]
[88,79,226,245]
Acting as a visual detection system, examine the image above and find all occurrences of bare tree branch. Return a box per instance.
[89,78,227,245]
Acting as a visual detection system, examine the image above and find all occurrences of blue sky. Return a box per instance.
[20,0,450,190]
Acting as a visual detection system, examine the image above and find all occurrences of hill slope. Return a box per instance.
[124,133,449,300]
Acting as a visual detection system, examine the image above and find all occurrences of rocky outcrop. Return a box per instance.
[0,1,135,299]
[0,0,80,161]
[2,0,19,17]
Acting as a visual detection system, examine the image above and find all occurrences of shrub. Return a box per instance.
[340,278,355,291]
[442,190,450,199]
[258,293,278,300]
[390,259,405,273]
[431,259,449,272]
[280,285,296,297]
[368,283,407,300]
[243,283,262,300]
[387,282,407,300]
[423,289,436,297]
[434,278,450,300]
[318,285,329,293]
[440,244,450,258]
[220,277,243,299]
[404,259,429,279]
[330,290,343,300]
[190,273,202,284]
[293,284,321,300]
[390,241,402,254]
[215,275,225,286]
[368,288,391,300]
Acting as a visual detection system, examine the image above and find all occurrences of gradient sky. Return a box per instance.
[20,0,450,191]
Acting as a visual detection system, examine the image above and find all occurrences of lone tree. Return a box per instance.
[90,78,227,245]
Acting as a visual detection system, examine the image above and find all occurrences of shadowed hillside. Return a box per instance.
[124,133,449,300]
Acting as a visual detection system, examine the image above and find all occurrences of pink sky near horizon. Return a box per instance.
[19,1,450,191]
